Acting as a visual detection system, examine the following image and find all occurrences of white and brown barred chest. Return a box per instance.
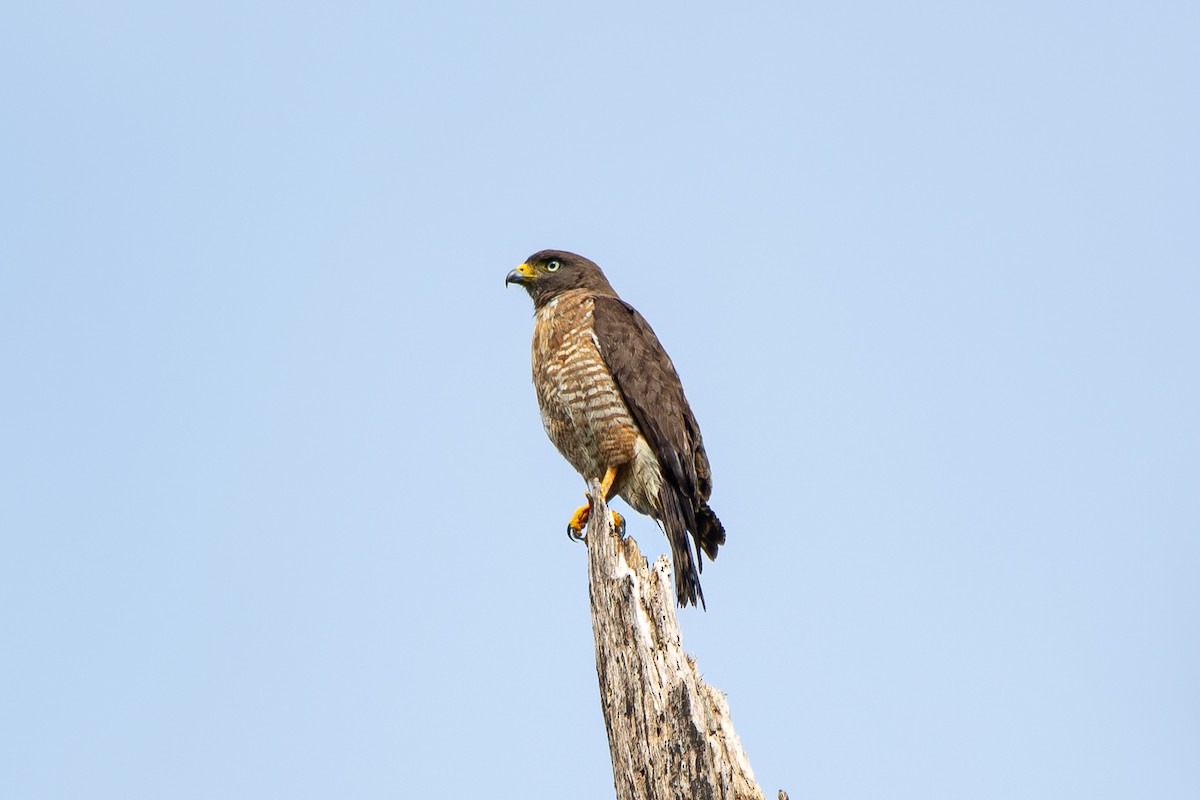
[531,292,639,482]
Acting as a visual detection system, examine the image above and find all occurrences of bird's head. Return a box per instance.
[506,250,618,306]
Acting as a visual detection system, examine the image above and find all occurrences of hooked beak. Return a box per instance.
[505,262,536,287]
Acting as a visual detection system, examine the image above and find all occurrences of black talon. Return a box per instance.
[567,524,586,543]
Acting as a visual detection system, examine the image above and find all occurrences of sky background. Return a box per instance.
[2,1,1197,798]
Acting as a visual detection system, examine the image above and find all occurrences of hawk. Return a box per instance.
[506,250,726,608]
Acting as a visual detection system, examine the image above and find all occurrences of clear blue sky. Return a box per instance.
[2,2,1196,798]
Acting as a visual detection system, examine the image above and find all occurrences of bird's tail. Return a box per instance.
[694,501,726,563]
[661,490,715,609]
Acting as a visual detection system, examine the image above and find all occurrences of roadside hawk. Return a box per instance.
[506,249,726,608]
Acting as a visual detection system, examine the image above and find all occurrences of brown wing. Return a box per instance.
[591,297,704,500]
[592,296,725,607]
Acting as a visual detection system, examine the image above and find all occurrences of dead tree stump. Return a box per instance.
[584,478,766,800]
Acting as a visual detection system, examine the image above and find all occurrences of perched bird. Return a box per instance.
[506,249,726,608]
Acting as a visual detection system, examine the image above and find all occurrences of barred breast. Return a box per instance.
[532,291,639,483]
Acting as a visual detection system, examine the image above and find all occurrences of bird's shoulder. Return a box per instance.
[590,295,669,367]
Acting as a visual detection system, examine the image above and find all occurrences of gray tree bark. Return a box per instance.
[584,479,767,800]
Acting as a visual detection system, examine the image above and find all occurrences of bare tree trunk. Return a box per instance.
[585,479,766,800]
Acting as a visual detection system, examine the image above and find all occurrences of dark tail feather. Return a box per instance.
[694,502,726,564]
[661,488,705,609]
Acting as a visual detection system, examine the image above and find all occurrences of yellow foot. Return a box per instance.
[566,498,626,542]
[566,499,591,542]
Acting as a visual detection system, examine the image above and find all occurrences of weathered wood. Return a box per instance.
[585,479,766,800]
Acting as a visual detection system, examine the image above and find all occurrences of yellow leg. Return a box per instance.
[600,466,625,534]
[566,467,625,542]
[599,465,618,498]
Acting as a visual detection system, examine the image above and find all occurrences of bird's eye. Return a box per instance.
[545,260,561,272]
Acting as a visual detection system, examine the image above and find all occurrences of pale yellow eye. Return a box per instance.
[545,260,561,272]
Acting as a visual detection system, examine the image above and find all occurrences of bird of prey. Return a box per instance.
[506,249,726,608]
